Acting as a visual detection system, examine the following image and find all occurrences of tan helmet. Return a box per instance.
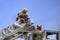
[37,24,42,28]
[22,8,28,12]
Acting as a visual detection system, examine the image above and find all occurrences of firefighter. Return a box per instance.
[37,24,42,30]
[16,8,29,23]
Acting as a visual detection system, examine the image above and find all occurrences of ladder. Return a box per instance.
[0,21,30,40]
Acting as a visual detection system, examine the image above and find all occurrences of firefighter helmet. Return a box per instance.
[22,8,28,12]
[37,24,42,28]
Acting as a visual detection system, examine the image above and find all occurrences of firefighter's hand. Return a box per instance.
[16,15,18,18]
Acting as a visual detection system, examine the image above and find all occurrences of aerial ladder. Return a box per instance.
[0,20,33,40]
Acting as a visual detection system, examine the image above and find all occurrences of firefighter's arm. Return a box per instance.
[16,15,18,18]
[16,13,19,18]
[16,15,18,21]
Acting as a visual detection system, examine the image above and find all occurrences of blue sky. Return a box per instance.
[0,0,60,40]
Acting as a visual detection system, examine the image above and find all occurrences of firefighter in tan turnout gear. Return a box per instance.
[16,8,29,23]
